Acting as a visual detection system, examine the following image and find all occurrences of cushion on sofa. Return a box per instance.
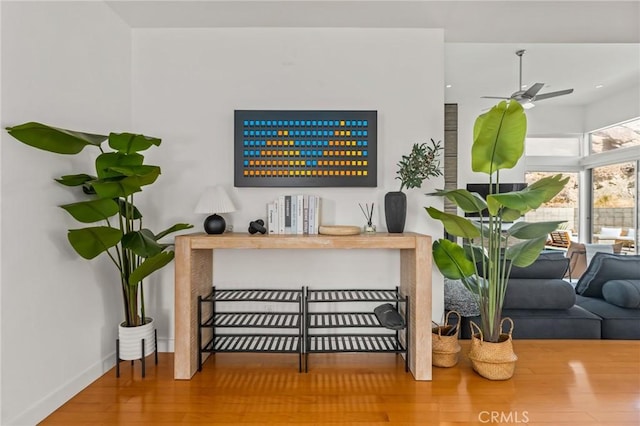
[565,242,623,280]
[504,278,576,310]
[598,227,622,238]
[602,280,640,309]
[459,306,602,339]
[575,253,640,298]
[509,252,569,279]
[576,295,640,339]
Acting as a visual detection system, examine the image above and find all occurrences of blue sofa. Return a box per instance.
[574,252,640,339]
[447,252,640,340]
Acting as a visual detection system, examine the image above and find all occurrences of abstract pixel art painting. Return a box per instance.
[234,110,377,187]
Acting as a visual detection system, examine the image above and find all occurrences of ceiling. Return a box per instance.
[107,0,640,108]
[445,43,640,107]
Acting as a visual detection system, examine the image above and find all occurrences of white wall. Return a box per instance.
[131,27,446,349]
[1,2,130,424]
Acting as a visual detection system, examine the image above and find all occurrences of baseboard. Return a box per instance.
[159,337,174,353]
[8,337,175,425]
[7,352,116,426]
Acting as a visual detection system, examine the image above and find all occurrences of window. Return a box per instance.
[590,118,640,154]
[525,137,581,157]
[591,162,637,253]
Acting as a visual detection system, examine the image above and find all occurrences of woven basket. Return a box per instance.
[468,318,518,380]
[431,311,461,368]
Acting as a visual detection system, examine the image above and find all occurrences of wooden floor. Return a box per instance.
[41,340,639,425]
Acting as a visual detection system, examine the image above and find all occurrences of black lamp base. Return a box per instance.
[203,214,226,234]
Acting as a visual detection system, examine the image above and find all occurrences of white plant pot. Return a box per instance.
[118,318,155,361]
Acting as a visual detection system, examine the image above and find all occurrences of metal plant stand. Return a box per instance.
[116,329,158,378]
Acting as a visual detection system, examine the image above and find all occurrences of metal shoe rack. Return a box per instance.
[197,286,408,373]
[197,288,304,372]
[305,287,409,372]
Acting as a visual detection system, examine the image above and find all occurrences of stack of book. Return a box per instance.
[267,195,321,235]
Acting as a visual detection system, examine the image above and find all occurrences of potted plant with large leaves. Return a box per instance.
[6,122,192,361]
[386,139,443,233]
[425,101,567,380]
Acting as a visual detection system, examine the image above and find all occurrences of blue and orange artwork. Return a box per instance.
[234,110,377,187]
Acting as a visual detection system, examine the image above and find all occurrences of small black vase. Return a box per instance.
[384,191,407,233]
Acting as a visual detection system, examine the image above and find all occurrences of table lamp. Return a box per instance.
[195,186,236,234]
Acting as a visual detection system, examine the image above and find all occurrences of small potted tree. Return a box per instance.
[426,101,567,379]
[385,139,443,233]
[6,122,193,361]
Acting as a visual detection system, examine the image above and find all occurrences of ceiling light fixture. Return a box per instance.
[595,84,604,89]
[445,84,452,88]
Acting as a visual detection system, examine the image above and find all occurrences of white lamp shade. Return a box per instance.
[195,186,236,214]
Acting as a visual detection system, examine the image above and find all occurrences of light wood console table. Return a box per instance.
[174,232,432,380]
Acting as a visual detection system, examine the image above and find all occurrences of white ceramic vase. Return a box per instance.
[118,318,155,361]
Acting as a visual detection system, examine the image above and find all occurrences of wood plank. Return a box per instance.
[187,232,420,250]
[174,235,212,379]
[41,341,640,425]
[400,234,432,380]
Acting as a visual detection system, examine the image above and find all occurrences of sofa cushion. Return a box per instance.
[575,253,640,298]
[576,295,640,339]
[602,280,640,309]
[598,227,622,238]
[459,306,602,339]
[565,242,623,280]
[509,252,569,279]
[504,278,576,310]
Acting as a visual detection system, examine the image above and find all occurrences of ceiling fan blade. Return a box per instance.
[534,89,574,101]
[481,96,510,99]
[521,83,545,99]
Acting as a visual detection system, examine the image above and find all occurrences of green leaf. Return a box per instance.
[92,177,142,199]
[117,199,142,220]
[470,220,492,239]
[109,165,161,187]
[155,223,194,240]
[472,101,527,175]
[463,243,487,264]
[485,194,500,216]
[109,132,161,154]
[67,226,122,259]
[491,174,569,213]
[432,239,476,280]
[129,251,174,286]
[425,207,480,239]
[507,221,566,240]
[122,229,163,258]
[463,275,483,296]
[428,189,487,214]
[95,152,144,179]
[55,174,96,187]
[60,199,120,223]
[6,122,106,154]
[396,139,443,190]
[505,237,549,267]
[501,207,523,222]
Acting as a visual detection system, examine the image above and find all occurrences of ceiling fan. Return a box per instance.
[482,49,574,109]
